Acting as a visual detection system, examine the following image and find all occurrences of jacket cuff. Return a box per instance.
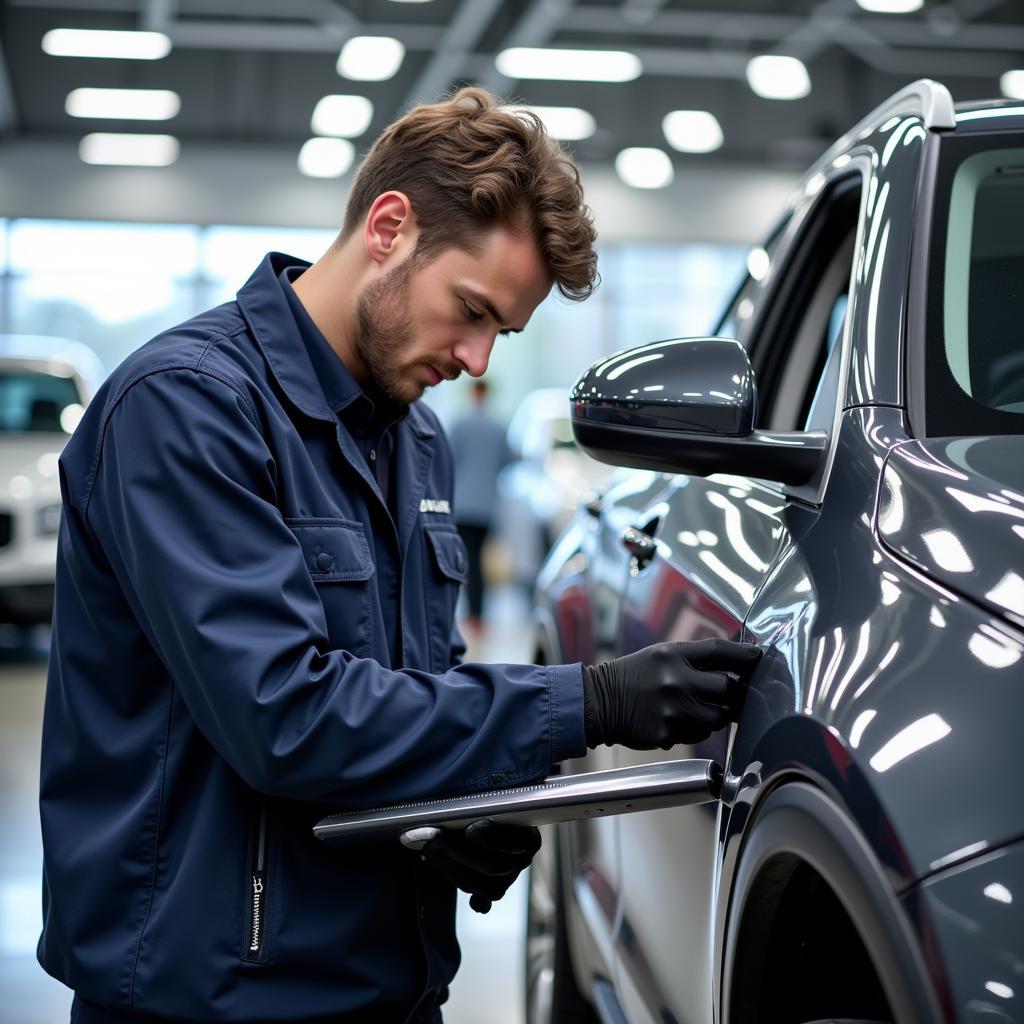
[545,662,588,764]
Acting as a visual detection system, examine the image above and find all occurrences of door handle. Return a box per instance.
[620,525,658,567]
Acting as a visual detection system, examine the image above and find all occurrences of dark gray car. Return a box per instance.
[526,80,1023,1024]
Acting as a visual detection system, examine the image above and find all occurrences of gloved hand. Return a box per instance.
[415,819,542,914]
[583,638,762,750]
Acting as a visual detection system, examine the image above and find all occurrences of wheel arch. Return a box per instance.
[720,780,947,1024]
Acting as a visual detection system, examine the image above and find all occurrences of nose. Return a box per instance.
[452,331,496,378]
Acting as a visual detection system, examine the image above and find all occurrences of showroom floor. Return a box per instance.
[0,588,535,1024]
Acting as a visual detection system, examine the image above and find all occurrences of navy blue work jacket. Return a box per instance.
[38,253,586,1023]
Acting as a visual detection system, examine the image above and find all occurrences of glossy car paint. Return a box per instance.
[534,90,1023,1024]
[903,839,1024,1022]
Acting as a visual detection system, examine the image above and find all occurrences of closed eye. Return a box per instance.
[462,300,484,322]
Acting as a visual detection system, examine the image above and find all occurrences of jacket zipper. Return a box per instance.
[246,802,268,960]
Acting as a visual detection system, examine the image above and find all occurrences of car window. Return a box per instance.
[0,370,82,433]
[944,146,1024,413]
[715,217,789,344]
[748,174,863,433]
[922,133,1024,437]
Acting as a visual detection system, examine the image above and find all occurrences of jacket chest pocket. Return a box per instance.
[287,519,375,655]
[423,524,469,672]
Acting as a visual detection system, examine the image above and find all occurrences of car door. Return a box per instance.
[553,468,675,984]
[610,163,868,1024]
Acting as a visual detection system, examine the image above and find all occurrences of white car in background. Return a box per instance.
[495,388,612,590]
[0,336,99,629]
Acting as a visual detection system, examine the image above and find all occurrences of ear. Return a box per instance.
[364,191,417,266]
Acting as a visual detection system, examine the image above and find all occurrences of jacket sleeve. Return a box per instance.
[84,368,586,805]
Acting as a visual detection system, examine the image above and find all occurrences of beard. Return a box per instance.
[354,255,461,405]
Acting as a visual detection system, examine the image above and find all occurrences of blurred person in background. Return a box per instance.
[449,379,511,634]
[38,86,760,1024]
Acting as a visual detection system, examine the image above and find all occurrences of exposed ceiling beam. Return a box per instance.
[0,34,18,135]
[141,0,176,33]
[621,0,671,25]
[400,0,505,111]
[480,0,577,97]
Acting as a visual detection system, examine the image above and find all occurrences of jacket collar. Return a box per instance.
[236,252,436,441]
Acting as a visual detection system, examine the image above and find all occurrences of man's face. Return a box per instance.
[354,224,552,405]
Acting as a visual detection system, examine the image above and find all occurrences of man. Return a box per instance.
[38,88,761,1023]
[449,379,511,633]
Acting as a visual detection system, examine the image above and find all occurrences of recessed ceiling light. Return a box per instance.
[615,147,674,189]
[79,133,179,166]
[42,28,171,60]
[510,105,596,140]
[746,55,811,100]
[1001,70,1024,100]
[662,110,723,153]
[66,88,180,121]
[311,95,373,137]
[856,0,923,11]
[298,137,355,178]
[337,37,404,81]
[495,47,641,82]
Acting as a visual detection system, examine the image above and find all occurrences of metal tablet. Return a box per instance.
[313,757,723,844]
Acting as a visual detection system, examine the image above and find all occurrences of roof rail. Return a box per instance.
[880,79,956,131]
[809,79,955,177]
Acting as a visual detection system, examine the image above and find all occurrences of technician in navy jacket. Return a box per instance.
[38,87,760,1024]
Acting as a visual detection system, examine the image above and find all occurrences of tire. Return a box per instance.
[525,834,598,1024]
[724,783,938,1024]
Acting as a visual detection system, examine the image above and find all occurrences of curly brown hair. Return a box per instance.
[340,86,598,301]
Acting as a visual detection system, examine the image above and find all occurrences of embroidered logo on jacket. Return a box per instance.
[419,499,451,514]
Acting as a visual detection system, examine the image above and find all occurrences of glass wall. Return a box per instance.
[0,218,745,426]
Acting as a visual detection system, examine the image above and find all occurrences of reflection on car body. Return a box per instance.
[527,81,1023,1024]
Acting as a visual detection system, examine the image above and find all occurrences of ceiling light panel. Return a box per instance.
[495,47,641,82]
[615,147,674,189]
[66,88,180,121]
[311,95,373,138]
[1002,70,1024,100]
[746,55,811,100]
[856,0,923,11]
[662,110,723,153]
[337,37,405,81]
[42,28,171,60]
[511,105,596,140]
[298,137,355,178]
[79,133,179,166]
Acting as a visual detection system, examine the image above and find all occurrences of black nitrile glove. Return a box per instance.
[582,638,762,749]
[418,819,542,914]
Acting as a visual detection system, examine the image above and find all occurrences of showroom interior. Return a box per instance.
[0,1,1021,1022]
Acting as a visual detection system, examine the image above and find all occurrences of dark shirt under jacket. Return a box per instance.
[39,252,586,1024]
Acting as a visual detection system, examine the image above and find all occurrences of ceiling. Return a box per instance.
[0,0,1020,173]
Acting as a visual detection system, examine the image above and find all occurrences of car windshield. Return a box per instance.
[926,131,1024,435]
[0,370,82,434]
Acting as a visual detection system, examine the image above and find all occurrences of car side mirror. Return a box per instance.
[570,337,826,486]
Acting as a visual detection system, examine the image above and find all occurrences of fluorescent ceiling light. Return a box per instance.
[856,0,923,10]
[511,105,595,140]
[42,28,171,60]
[311,95,373,137]
[496,47,641,83]
[337,37,404,81]
[746,55,811,100]
[662,109,723,153]
[66,88,180,121]
[298,137,355,178]
[615,147,674,189]
[1001,70,1024,100]
[79,133,179,166]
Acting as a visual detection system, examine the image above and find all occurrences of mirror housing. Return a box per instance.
[570,337,826,485]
